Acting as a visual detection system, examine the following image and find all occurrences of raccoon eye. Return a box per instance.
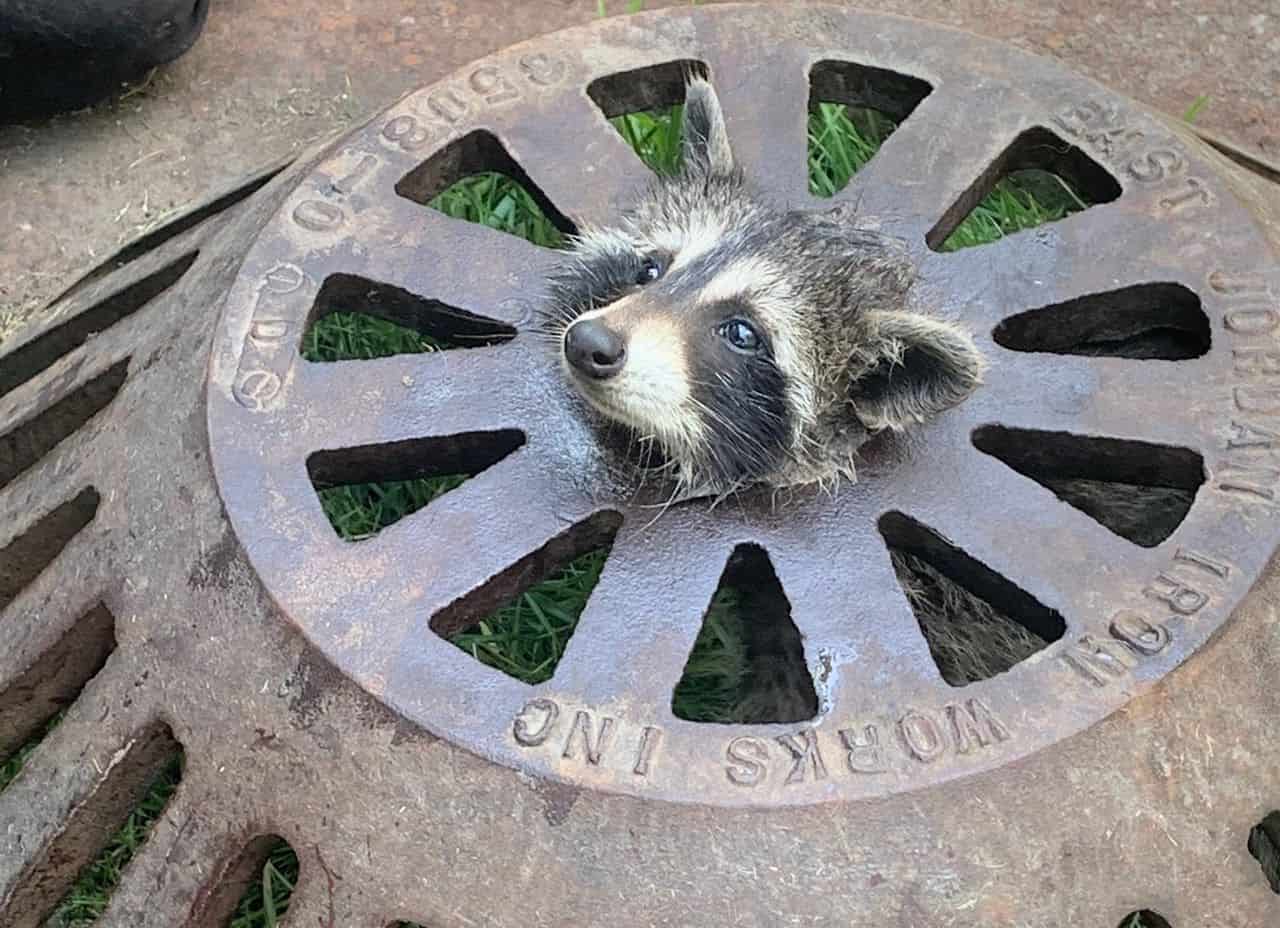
[718,319,762,353]
[635,256,663,285]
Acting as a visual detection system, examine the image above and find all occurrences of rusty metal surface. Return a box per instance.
[210,4,1280,809]
[0,5,1278,927]
[2,0,1279,336]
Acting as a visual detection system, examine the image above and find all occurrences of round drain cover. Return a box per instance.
[5,5,1280,927]
[208,5,1280,809]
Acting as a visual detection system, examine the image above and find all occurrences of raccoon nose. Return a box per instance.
[564,319,627,380]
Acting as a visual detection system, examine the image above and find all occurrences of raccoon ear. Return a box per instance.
[849,311,986,432]
[681,77,734,177]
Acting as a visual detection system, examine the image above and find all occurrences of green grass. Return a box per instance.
[2,727,295,926]
[302,311,445,362]
[10,93,1100,927]
[0,712,62,792]
[0,745,30,791]
[936,168,1088,251]
[54,776,296,928]
[610,105,686,175]
[429,171,564,248]
[669,588,750,720]
[227,841,299,928]
[46,755,183,927]
[0,743,35,792]
[804,100,1087,247]
[449,548,609,684]
[297,171,564,375]
[316,475,467,541]
[1182,93,1210,123]
[598,0,648,16]
[808,103,898,197]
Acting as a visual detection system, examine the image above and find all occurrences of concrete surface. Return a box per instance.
[0,0,1276,339]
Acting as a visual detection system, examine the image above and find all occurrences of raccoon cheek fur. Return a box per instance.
[545,74,988,499]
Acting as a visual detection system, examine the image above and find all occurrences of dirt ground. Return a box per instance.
[0,0,1276,341]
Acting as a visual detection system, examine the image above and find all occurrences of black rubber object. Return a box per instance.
[0,0,209,120]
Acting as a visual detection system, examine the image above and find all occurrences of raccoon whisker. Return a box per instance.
[632,480,686,532]
[625,431,661,505]
[683,396,775,463]
[705,481,746,512]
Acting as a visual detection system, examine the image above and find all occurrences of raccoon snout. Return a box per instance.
[564,318,627,381]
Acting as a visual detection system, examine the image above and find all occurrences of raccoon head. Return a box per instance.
[544,77,985,499]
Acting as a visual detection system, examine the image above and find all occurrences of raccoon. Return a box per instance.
[543,76,987,501]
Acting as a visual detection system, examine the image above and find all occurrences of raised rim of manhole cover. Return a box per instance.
[207,3,1280,807]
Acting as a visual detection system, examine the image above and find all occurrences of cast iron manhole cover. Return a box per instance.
[208,6,1280,807]
[4,5,1280,927]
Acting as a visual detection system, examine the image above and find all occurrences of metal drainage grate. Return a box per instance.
[2,6,1280,927]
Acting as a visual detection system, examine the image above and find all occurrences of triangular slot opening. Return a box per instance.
[807,59,933,197]
[880,512,1065,687]
[1118,913,1173,928]
[587,59,707,175]
[927,126,1121,252]
[395,130,572,248]
[672,544,817,724]
[302,274,516,362]
[226,836,299,925]
[431,511,623,684]
[993,282,1210,360]
[972,426,1204,548]
[307,431,525,542]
